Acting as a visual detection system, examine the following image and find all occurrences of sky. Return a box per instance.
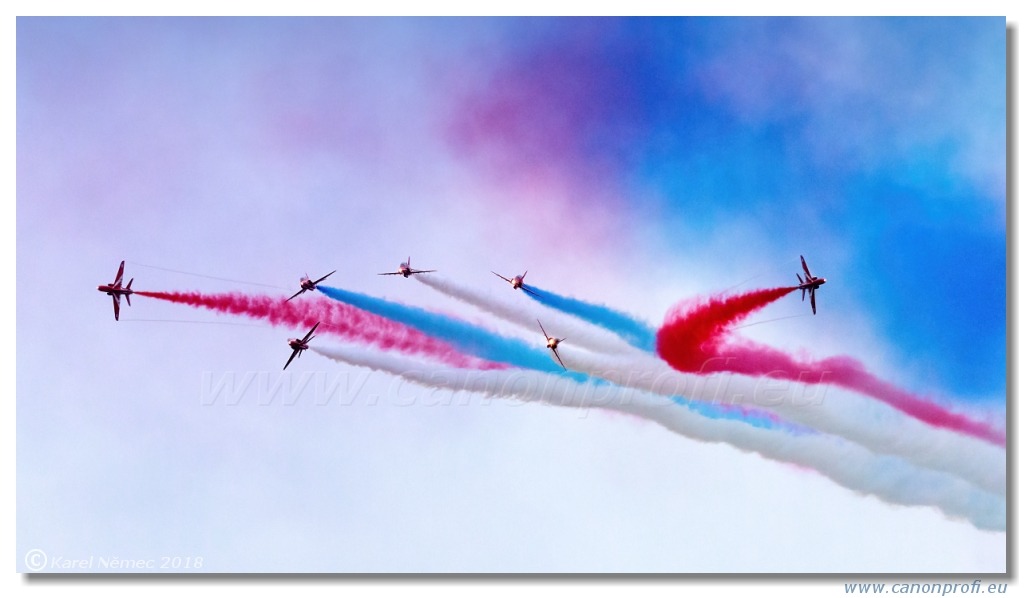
[15,17,1007,574]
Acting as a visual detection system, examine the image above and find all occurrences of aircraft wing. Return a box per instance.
[313,270,336,285]
[810,288,817,315]
[378,272,402,275]
[112,295,120,321]
[491,271,513,284]
[286,289,305,301]
[283,349,300,370]
[301,322,320,343]
[409,269,436,274]
[114,260,125,286]
[800,255,812,279]
[537,319,549,339]
[552,348,567,370]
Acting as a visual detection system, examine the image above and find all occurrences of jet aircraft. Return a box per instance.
[538,319,567,370]
[492,270,538,297]
[97,260,134,321]
[284,322,320,370]
[378,257,435,278]
[796,255,827,315]
[287,271,336,301]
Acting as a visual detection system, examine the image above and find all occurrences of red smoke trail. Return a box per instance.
[136,290,506,370]
[657,287,1006,447]
[657,287,796,371]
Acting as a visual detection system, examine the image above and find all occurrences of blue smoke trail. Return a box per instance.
[679,399,800,433]
[318,285,589,380]
[522,285,657,351]
[318,285,800,434]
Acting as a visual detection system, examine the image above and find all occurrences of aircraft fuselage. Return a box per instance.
[798,277,826,291]
[97,284,132,296]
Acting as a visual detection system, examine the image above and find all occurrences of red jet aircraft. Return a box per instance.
[538,320,567,370]
[492,270,539,297]
[378,257,436,278]
[287,271,336,301]
[796,255,827,315]
[284,322,319,370]
[97,260,134,321]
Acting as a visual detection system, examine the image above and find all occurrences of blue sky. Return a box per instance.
[444,17,1005,397]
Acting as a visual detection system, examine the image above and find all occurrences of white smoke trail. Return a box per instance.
[418,274,1004,496]
[312,344,1005,532]
[554,344,1006,497]
[417,275,637,355]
